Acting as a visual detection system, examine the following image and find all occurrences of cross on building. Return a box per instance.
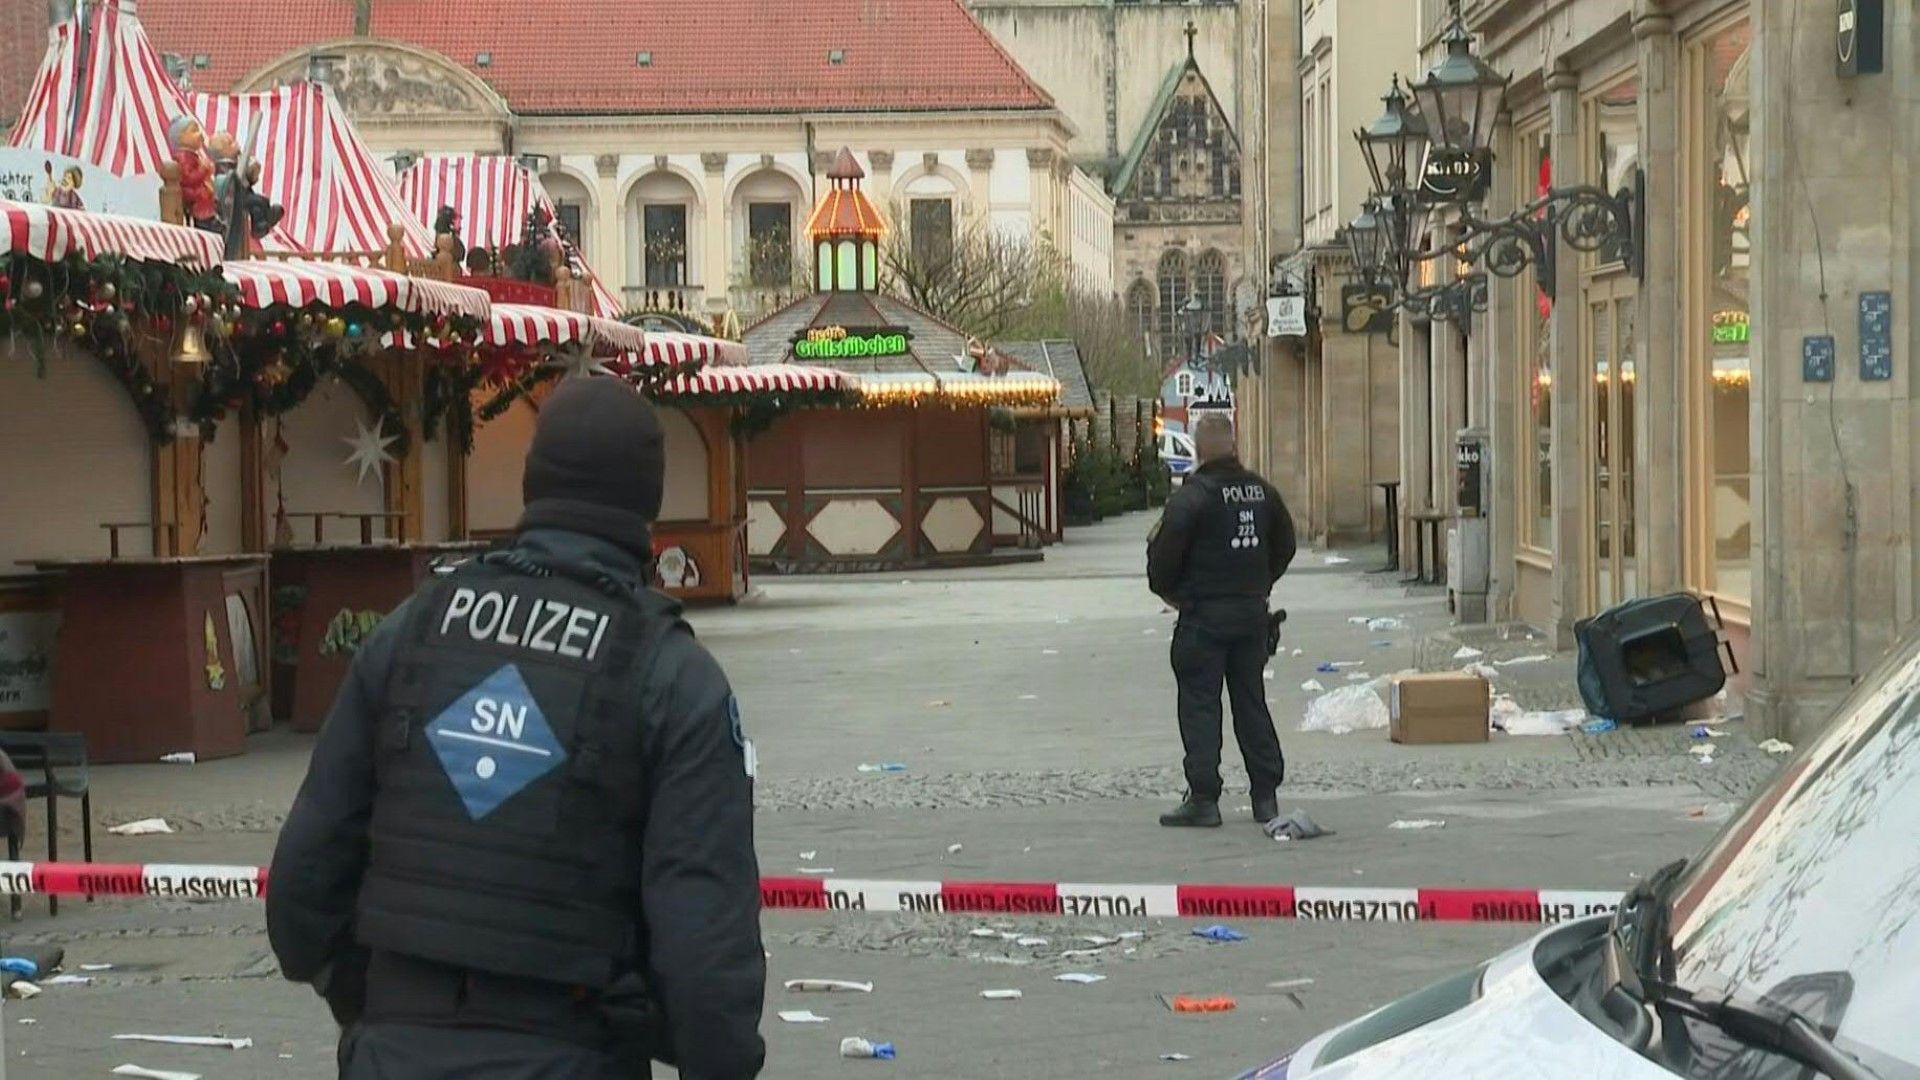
[1183,19,1197,60]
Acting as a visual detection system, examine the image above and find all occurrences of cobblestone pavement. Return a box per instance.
[1,513,1783,1078]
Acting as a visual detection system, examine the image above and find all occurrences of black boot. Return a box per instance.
[1252,791,1279,825]
[1159,796,1222,828]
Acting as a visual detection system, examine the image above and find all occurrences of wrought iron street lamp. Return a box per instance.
[1349,0,1644,305]
[1344,199,1392,285]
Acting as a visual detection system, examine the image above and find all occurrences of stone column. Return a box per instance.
[1485,116,1522,620]
[1633,4,1684,596]
[594,154,624,300]
[1399,315,1432,559]
[965,148,995,229]
[700,152,729,315]
[1321,319,1373,542]
[1747,0,1916,740]
[1547,64,1585,648]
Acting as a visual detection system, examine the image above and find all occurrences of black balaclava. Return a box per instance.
[516,377,663,557]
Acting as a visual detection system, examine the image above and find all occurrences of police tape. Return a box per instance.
[759,879,1627,925]
[0,863,1625,926]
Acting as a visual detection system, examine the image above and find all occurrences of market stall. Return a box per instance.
[645,363,858,601]
[0,197,271,760]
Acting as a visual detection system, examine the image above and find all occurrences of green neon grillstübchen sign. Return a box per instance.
[793,325,912,361]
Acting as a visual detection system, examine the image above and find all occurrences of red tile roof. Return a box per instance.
[138,0,1054,116]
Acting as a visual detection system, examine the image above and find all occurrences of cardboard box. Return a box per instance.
[1390,672,1490,745]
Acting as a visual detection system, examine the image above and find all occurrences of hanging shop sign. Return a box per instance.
[793,325,912,361]
[0,148,163,218]
[1837,0,1884,78]
[1711,310,1750,345]
[1342,285,1397,336]
[1419,149,1492,204]
[1266,296,1308,338]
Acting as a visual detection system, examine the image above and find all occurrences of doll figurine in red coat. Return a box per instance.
[167,114,218,231]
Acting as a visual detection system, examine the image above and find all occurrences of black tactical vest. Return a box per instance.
[1179,465,1277,602]
[355,553,661,990]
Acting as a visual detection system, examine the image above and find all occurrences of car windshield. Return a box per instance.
[1668,633,1920,1072]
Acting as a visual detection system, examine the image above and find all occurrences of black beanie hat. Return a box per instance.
[517,377,664,554]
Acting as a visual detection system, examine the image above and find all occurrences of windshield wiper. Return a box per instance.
[1642,978,1880,1080]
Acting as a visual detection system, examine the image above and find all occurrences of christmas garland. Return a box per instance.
[3,252,236,443]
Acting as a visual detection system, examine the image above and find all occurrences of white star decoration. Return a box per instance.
[553,346,612,381]
[341,418,399,487]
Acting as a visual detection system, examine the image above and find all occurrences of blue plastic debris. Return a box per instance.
[1582,718,1618,735]
[1192,925,1247,943]
[0,958,38,978]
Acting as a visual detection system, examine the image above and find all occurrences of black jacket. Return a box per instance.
[1147,457,1297,609]
[266,528,766,1079]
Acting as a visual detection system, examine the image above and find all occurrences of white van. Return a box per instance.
[1239,636,1920,1079]
[1160,430,1196,478]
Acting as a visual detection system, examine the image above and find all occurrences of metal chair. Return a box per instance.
[0,732,93,918]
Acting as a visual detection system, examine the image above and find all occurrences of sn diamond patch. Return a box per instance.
[426,663,566,819]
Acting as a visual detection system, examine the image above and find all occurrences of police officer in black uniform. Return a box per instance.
[266,378,766,1079]
[1147,411,1297,828]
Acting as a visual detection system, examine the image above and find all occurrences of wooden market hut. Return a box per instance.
[740,149,1062,572]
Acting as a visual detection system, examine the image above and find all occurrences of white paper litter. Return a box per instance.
[1389,819,1447,830]
[1300,679,1325,693]
[1323,660,1364,670]
[1324,555,1351,565]
[1365,617,1405,632]
[978,956,1032,966]
[107,818,173,836]
[1291,648,1304,657]
[783,979,874,993]
[1117,931,1146,940]
[799,851,817,861]
[1266,978,1315,990]
[1299,680,1390,735]
[970,928,1000,938]
[946,843,964,854]
[159,752,196,764]
[16,1018,34,1024]
[980,989,1023,1000]
[1018,693,1038,701]
[112,1035,252,1050]
[1463,662,1502,682]
[1054,972,1106,984]
[1081,935,1119,946]
[42,974,92,985]
[795,867,835,874]
[1058,948,1105,958]
[1344,672,1371,683]
[1452,646,1485,660]
[112,1067,201,1080]
[1495,654,1553,667]
[1497,708,1588,736]
[1161,1053,1193,1062]
[79,963,114,971]
[1688,744,1717,759]
[1758,738,1794,755]
[7,980,39,999]
[1014,936,1049,947]
[1263,669,1275,681]
[778,1010,831,1024]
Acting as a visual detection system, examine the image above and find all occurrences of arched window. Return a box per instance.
[1157,249,1189,362]
[1195,250,1227,337]
[1127,280,1155,348]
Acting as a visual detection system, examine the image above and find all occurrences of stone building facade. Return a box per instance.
[138,0,1117,323]
[1394,0,1913,740]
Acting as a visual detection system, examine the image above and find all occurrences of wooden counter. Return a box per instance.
[29,555,270,764]
[273,542,489,732]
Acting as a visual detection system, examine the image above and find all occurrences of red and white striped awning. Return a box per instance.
[0,197,222,266]
[652,363,853,396]
[6,2,189,178]
[222,259,491,319]
[397,154,623,319]
[192,83,435,260]
[648,331,748,368]
[487,303,647,356]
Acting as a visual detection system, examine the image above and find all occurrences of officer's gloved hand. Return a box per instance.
[313,945,370,1028]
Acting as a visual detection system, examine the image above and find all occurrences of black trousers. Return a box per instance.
[1170,614,1285,801]
[340,1022,628,1079]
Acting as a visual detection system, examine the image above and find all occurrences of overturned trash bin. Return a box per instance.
[1574,593,1733,724]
